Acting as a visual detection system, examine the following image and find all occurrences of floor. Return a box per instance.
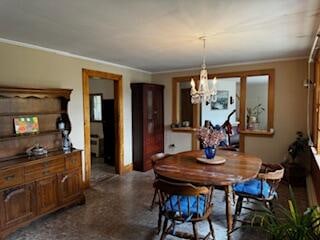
[6,170,308,240]
[90,157,116,184]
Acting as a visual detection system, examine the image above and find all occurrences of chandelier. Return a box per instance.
[190,37,217,105]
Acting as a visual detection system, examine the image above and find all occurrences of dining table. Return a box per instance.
[153,149,262,240]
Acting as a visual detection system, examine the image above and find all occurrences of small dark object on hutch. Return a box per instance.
[131,83,164,171]
[0,86,85,239]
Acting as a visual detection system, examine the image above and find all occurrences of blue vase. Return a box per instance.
[204,146,216,159]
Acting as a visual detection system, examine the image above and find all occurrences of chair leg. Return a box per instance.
[265,200,274,213]
[235,196,243,216]
[150,188,158,210]
[192,222,199,240]
[207,217,215,240]
[160,218,168,240]
[157,209,162,234]
[233,196,243,229]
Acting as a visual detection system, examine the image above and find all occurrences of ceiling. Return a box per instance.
[0,0,319,73]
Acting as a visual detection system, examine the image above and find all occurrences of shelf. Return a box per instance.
[0,110,66,117]
[239,129,275,137]
[171,127,196,133]
[0,130,61,142]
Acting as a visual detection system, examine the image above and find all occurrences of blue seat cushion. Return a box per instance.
[164,195,206,218]
[234,179,271,198]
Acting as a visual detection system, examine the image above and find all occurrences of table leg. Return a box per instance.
[225,185,233,240]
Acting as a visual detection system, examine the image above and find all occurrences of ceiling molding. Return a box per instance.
[0,37,152,75]
[151,56,308,75]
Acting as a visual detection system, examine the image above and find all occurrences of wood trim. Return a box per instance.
[239,75,247,152]
[123,164,133,174]
[314,52,320,151]
[172,78,179,124]
[239,130,275,136]
[82,69,124,189]
[267,69,275,131]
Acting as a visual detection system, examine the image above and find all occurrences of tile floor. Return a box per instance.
[6,170,307,240]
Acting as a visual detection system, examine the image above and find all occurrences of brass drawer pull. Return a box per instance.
[4,175,15,181]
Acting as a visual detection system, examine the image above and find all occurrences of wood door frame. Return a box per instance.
[82,69,124,188]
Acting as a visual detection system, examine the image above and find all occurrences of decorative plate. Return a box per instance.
[196,155,226,165]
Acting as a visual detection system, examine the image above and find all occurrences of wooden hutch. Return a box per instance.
[131,83,164,171]
[0,86,85,239]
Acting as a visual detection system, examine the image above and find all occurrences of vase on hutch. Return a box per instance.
[204,146,216,159]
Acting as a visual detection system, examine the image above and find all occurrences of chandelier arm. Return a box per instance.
[202,38,206,69]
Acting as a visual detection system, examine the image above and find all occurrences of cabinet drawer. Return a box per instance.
[65,152,81,170]
[24,158,64,182]
[0,167,24,189]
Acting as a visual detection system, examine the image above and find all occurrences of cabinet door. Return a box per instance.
[152,86,164,148]
[36,176,58,214]
[58,170,81,204]
[0,184,35,229]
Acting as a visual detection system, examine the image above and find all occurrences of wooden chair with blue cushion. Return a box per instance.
[154,179,215,240]
[150,153,172,210]
[233,163,284,226]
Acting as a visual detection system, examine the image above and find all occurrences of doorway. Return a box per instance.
[82,69,124,189]
[89,78,116,184]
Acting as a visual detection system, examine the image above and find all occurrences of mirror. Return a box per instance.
[90,94,103,122]
[245,75,269,131]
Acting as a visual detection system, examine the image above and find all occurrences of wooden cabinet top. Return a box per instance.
[0,86,72,99]
[0,150,82,170]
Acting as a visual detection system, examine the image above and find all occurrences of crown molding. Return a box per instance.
[152,56,308,75]
[0,37,151,74]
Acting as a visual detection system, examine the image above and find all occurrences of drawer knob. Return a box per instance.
[4,175,15,181]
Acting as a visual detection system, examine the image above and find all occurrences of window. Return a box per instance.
[90,94,103,122]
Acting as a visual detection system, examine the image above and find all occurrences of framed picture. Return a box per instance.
[211,90,229,110]
[14,116,39,134]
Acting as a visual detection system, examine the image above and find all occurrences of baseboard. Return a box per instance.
[123,163,133,174]
[306,175,318,206]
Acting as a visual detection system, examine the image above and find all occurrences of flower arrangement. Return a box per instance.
[196,127,224,148]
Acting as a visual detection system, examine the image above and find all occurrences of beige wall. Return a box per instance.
[152,59,308,163]
[0,42,151,172]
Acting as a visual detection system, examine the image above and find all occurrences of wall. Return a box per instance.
[89,78,114,138]
[152,59,308,163]
[0,42,151,173]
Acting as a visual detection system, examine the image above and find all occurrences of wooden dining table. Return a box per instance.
[153,149,262,240]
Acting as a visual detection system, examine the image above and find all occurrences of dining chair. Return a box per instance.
[233,163,284,226]
[154,179,215,240]
[150,152,172,210]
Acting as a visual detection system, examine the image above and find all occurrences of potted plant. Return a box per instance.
[247,104,265,129]
[249,186,320,240]
[283,131,310,186]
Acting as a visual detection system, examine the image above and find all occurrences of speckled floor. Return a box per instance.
[6,171,307,240]
[90,157,116,184]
